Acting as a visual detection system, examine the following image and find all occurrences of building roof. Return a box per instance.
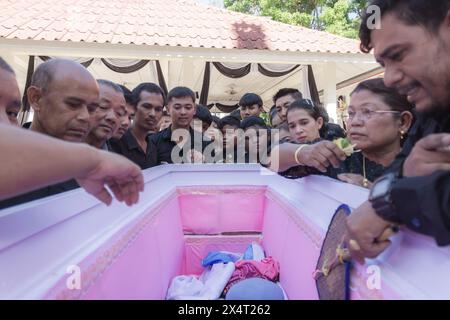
[0,0,362,54]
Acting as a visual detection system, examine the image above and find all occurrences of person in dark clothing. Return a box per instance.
[346,0,450,260]
[219,115,241,163]
[273,88,303,123]
[148,87,212,166]
[240,116,271,164]
[86,80,125,150]
[0,58,100,209]
[317,104,347,141]
[109,82,165,169]
[112,85,135,140]
[273,83,414,188]
[192,104,213,133]
[239,93,264,120]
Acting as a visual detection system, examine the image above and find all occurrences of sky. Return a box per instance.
[196,0,225,8]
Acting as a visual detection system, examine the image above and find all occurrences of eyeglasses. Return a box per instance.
[347,109,401,121]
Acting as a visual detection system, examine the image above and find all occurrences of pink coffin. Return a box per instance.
[0,164,449,299]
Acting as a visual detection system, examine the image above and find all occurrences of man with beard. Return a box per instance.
[109,82,165,169]
[345,0,450,261]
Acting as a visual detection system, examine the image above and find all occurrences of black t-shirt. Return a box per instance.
[148,126,212,166]
[109,130,154,170]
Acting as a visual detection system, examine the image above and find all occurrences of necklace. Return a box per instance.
[362,155,369,188]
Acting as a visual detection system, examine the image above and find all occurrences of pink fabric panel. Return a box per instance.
[178,187,265,234]
[262,198,319,300]
[179,194,220,234]
[82,198,185,299]
[278,220,320,299]
[82,227,163,300]
[183,235,262,276]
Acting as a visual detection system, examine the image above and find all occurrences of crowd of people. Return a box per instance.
[0,0,449,262]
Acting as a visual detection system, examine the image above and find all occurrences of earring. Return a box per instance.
[400,130,405,140]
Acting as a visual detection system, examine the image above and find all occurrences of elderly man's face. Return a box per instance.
[90,84,126,142]
[0,69,21,126]
[372,12,450,113]
[33,70,99,142]
[113,103,135,139]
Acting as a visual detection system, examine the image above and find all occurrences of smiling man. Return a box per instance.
[345,0,450,261]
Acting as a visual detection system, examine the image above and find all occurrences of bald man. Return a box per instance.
[0,58,101,209]
[0,57,144,207]
[27,58,100,142]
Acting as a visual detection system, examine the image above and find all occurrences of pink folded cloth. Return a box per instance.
[224,257,280,294]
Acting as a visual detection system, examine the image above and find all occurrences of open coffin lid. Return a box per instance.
[1,164,449,299]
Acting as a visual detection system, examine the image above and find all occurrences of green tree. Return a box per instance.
[224,0,368,38]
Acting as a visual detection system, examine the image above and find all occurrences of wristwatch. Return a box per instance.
[368,173,403,224]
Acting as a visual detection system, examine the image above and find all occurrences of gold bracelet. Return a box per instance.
[294,144,308,165]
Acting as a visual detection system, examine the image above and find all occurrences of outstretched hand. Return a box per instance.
[76,150,144,206]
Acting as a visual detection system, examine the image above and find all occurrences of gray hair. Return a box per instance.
[97,79,123,93]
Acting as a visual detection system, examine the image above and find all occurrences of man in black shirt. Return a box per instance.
[148,87,212,166]
[345,0,450,260]
[109,83,165,169]
[0,58,100,209]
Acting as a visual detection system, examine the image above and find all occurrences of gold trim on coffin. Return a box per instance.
[176,185,267,196]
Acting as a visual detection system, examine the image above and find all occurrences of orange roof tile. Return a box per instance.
[0,0,362,54]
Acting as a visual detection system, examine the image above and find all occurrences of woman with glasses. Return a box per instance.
[269,79,414,188]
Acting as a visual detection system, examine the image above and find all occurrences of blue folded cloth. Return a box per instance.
[201,251,240,267]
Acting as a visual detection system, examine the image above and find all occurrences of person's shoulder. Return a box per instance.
[149,128,170,144]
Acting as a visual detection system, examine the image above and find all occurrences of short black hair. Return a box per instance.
[360,0,450,53]
[194,104,212,125]
[118,84,133,105]
[0,57,14,74]
[167,86,196,104]
[131,82,166,107]
[97,79,123,93]
[219,115,241,130]
[229,108,242,121]
[240,116,267,130]
[273,88,303,104]
[239,93,263,108]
